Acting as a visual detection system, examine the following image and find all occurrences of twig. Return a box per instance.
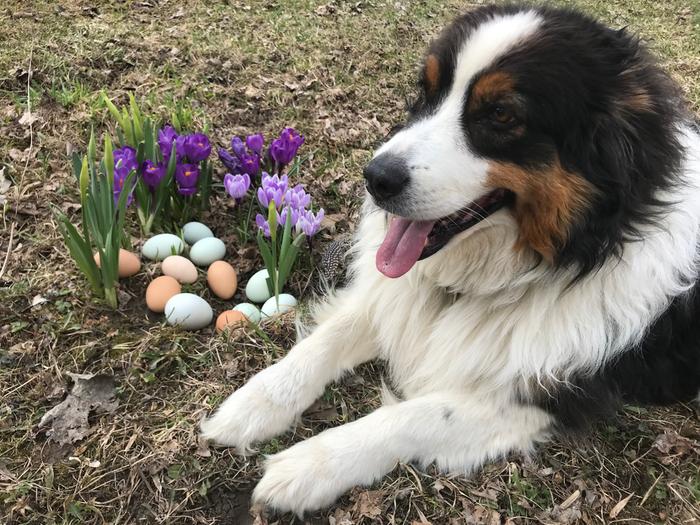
[0,221,15,280]
[2,46,35,279]
[16,45,34,208]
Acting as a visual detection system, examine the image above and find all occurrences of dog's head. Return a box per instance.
[366,5,684,278]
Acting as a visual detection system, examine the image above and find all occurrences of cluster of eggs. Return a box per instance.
[139,222,297,333]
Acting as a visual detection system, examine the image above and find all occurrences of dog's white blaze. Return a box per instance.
[374,11,542,220]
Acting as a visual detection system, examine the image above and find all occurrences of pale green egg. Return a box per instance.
[261,294,298,318]
[182,222,214,245]
[245,269,273,303]
[164,293,213,330]
[142,233,185,261]
[189,237,226,266]
[233,303,262,324]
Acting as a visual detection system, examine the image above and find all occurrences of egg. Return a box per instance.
[207,261,238,299]
[93,248,141,278]
[162,255,198,284]
[182,222,214,245]
[164,293,213,330]
[142,233,185,261]
[233,303,262,324]
[189,237,226,266]
[245,269,273,303]
[145,275,181,313]
[261,293,298,318]
[215,310,249,333]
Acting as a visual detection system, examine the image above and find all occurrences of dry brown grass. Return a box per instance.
[1,1,700,524]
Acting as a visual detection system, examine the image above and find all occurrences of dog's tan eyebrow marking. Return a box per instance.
[424,54,440,96]
[468,70,515,110]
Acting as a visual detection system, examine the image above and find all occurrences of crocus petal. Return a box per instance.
[246,133,264,154]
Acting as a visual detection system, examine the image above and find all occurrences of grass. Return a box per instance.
[1,0,700,523]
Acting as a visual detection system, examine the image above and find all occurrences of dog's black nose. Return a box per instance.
[363,154,409,201]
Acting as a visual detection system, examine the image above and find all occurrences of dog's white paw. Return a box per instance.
[200,370,297,453]
[252,437,344,515]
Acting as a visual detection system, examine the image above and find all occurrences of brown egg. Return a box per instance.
[207,261,238,300]
[161,255,198,284]
[216,310,248,333]
[145,276,181,313]
[94,249,141,278]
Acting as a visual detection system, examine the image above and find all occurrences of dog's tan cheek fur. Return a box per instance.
[424,54,440,96]
[486,161,595,261]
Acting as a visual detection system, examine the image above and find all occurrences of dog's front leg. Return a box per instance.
[200,297,378,453]
[252,392,552,515]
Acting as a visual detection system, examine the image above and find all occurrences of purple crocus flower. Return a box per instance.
[114,146,138,175]
[269,127,304,166]
[112,146,138,206]
[184,133,211,163]
[142,159,166,190]
[224,173,251,201]
[257,172,288,209]
[279,206,301,227]
[297,208,325,237]
[255,213,271,237]
[231,136,246,158]
[246,133,264,155]
[175,163,199,196]
[286,184,312,211]
[113,171,134,206]
[218,147,241,173]
[239,152,260,177]
[175,135,187,160]
[158,125,179,161]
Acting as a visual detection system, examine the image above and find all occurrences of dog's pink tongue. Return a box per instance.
[376,217,435,278]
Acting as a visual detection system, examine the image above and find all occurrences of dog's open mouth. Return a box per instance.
[376,189,512,278]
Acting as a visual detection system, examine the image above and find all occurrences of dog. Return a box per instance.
[201,3,700,515]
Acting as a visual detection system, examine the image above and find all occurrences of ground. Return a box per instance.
[1,0,700,524]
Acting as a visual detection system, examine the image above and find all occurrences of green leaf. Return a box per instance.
[129,93,143,143]
[79,156,89,206]
[277,235,304,291]
[57,214,102,295]
[172,112,181,133]
[256,230,277,296]
[87,127,97,167]
[144,118,155,161]
[102,92,125,130]
[104,135,114,183]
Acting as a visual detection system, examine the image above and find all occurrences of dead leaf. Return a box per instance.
[244,85,262,99]
[18,110,39,127]
[0,461,15,481]
[315,4,337,15]
[652,431,700,464]
[31,294,48,307]
[560,489,581,509]
[37,373,119,446]
[195,436,211,458]
[609,493,634,518]
[352,490,382,518]
[0,167,10,205]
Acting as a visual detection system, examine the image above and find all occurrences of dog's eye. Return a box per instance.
[491,106,515,125]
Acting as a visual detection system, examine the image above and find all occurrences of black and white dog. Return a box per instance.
[202,4,700,514]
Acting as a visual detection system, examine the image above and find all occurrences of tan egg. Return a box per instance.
[161,255,198,284]
[207,261,238,300]
[145,276,181,313]
[216,310,248,333]
[94,249,141,278]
